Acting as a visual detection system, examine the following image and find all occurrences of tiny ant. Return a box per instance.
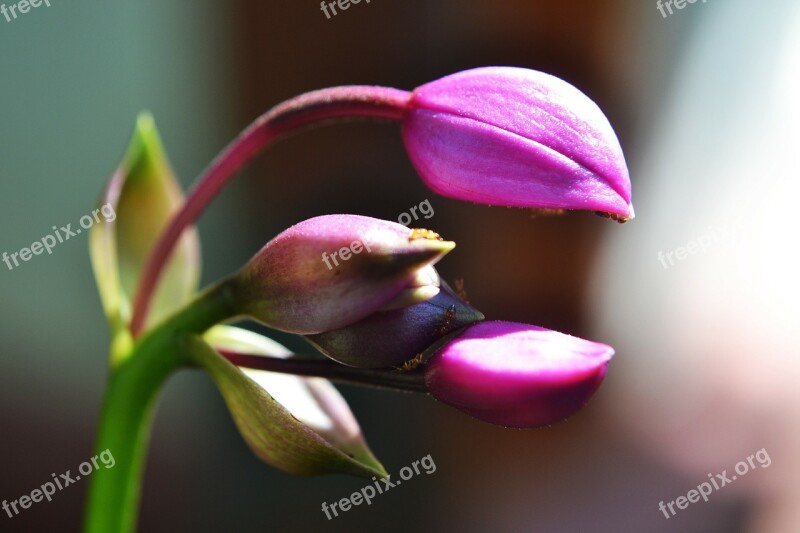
[435,304,457,336]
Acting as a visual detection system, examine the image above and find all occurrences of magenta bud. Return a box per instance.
[402,67,633,220]
[232,215,455,334]
[424,321,614,428]
[306,279,485,368]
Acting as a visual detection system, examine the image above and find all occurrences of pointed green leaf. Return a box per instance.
[191,329,386,478]
[90,112,200,338]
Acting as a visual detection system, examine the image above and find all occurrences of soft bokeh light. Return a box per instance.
[592,1,800,531]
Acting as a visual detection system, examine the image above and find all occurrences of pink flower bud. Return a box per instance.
[233,215,454,334]
[424,321,614,428]
[402,67,633,220]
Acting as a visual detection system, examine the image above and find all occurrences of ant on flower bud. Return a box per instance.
[435,304,457,337]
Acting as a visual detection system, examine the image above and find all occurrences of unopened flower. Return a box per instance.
[231,215,455,334]
[424,321,614,428]
[306,278,484,368]
[402,67,633,220]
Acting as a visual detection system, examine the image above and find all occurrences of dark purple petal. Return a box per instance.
[306,280,485,368]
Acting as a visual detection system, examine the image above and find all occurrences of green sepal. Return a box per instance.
[90,113,200,351]
[188,331,387,478]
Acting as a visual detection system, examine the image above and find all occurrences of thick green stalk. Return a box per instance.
[82,333,179,533]
[83,280,239,533]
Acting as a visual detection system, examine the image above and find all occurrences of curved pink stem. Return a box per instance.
[131,86,412,335]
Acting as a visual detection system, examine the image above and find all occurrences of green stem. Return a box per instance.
[83,280,239,533]
[82,335,178,533]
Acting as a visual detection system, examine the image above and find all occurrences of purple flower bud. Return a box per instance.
[424,321,614,428]
[306,278,484,368]
[233,215,455,334]
[402,67,633,220]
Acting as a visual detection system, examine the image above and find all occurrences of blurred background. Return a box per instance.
[1,0,795,531]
